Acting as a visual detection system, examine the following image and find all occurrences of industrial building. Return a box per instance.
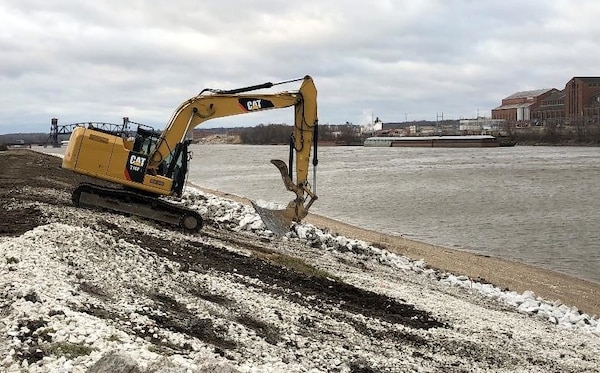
[492,88,557,122]
[492,76,600,127]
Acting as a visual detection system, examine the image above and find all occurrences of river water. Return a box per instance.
[187,144,600,284]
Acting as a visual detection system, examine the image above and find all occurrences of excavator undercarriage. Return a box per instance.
[73,183,203,232]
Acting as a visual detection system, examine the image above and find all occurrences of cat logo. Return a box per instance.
[246,100,262,111]
[238,98,275,112]
[125,152,149,183]
[129,154,147,172]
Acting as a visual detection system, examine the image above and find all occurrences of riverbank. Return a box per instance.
[306,214,600,316]
[196,186,600,317]
[2,149,600,372]
[18,145,600,315]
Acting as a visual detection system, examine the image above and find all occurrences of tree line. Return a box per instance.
[238,123,365,145]
[507,125,600,145]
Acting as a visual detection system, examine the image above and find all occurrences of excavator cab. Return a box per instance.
[131,125,190,197]
[132,125,161,154]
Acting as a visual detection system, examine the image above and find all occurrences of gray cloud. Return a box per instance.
[1,0,600,133]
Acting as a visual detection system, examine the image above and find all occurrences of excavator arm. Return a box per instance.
[251,77,318,234]
[149,75,319,234]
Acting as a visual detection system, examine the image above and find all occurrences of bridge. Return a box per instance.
[44,117,139,147]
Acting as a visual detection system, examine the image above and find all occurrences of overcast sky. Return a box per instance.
[2,0,599,134]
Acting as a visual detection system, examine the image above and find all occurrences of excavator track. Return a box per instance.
[72,183,203,232]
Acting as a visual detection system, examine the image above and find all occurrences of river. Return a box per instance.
[187,144,600,284]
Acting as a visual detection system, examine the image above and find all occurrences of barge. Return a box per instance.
[364,135,501,148]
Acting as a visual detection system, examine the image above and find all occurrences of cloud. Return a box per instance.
[1,0,600,133]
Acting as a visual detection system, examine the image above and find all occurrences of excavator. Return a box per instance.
[61,75,319,235]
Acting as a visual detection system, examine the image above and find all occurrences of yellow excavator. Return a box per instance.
[62,75,318,235]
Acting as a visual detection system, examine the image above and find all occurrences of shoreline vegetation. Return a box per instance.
[231,123,600,147]
[3,122,600,148]
[193,184,600,317]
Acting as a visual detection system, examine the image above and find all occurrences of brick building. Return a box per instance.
[495,76,600,126]
[564,77,600,120]
[532,90,565,124]
[491,88,556,122]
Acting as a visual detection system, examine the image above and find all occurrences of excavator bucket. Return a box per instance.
[252,159,313,236]
[251,201,296,236]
